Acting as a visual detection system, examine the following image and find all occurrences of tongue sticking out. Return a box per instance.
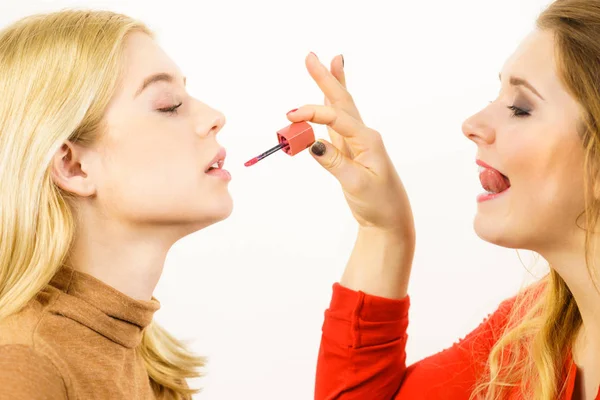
[480,169,510,194]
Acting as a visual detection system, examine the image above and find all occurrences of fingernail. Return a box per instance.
[286,108,298,115]
[310,51,318,59]
[341,54,345,68]
[311,141,326,157]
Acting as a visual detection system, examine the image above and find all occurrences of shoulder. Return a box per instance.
[0,286,72,350]
[0,285,67,344]
[0,344,67,399]
[484,279,547,341]
[0,289,72,398]
[0,297,47,347]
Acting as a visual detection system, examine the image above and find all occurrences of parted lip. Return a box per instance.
[205,148,227,172]
[476,159,507,178]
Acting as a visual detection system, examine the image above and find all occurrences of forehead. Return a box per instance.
[120,32,181,89]
[503,30,556,72]
[502,30,581,107]
[501,30,562,92]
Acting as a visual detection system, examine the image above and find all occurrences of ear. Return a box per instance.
[50,141,96,197]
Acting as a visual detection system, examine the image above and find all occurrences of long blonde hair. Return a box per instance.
[472,0,600,398]
[0,10,204,399]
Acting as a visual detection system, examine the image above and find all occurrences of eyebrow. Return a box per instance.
[134,73,187,97]
[499,73,545,101]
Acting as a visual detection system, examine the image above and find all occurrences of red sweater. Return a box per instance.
[315,283,599,400]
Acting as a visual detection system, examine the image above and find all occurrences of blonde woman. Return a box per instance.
[0,9,408,400]
[314,0,600,399]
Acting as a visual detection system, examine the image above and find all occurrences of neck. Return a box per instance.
[540,238,600,359]
[68,217,178,301]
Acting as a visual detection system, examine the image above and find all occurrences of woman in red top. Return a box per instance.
[293,0,600,399]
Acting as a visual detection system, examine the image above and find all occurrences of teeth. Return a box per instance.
[211,162,219,169]
[478,166,485,173]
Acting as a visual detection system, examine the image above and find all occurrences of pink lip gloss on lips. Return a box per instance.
[205,148,231,181]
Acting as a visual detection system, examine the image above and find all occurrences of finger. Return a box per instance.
[287,105,365,139]
[324,116,351,158]
[305,52,351,105]
[325,56,350,157]
[326,120,352,158]
[309,139,361,188]
[310,52,363,124]
[330,54,346,88]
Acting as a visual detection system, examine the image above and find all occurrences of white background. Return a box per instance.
[2,1,553,398]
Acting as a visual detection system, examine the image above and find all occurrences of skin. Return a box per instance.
[463,30,599,398]
[51,25,600,398]
[293,29,600,398]
[50,31,412,325]
[51,32,230,300]
[288,53,415,301]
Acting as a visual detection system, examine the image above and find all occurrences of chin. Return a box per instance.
[215,197,234,221]
[166,195,234,237]
[196,195,234,227]
[473,213,523,249]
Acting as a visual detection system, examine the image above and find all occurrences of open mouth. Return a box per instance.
[206,159,224,172]
[477,160,511,195]
[205,148,226,173]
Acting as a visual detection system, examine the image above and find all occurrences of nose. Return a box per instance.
[461,105,495,145]
[193,101,226,137]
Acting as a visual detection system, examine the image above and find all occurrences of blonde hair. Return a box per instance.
[472,0,600,398]
[0,10,204,399]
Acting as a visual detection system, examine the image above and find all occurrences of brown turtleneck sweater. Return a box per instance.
[0,267,161,399]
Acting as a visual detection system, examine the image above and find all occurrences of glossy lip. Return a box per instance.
[476,158,511,202]
[206,168,232,181]
[205,148,227,172]
[477,188,510,203]
[476,159,507,177]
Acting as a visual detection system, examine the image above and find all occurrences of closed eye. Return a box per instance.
[158,102,183,115]
[507,105,530,117]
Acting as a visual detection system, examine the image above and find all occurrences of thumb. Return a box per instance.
[309,139,356,184]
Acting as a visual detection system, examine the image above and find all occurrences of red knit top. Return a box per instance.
[315,283,597,400]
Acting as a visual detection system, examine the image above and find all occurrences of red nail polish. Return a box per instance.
[286,108,298,115]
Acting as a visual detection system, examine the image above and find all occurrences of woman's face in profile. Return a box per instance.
[462,29,587,254]
[83,32,233,234]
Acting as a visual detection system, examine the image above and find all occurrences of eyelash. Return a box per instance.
[507,105,531,118]
[158,102,183,115]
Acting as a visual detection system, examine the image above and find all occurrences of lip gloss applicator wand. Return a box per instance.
[244,121,315,167]
[244,141,288,167]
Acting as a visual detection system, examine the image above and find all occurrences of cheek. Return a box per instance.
[497,125,541,186]
[502,127,585,225]
[545,144,586,215]
[97,123,202,213]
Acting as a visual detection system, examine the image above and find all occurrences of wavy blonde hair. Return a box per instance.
[0,10,204,399]
[471,0,600,398]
